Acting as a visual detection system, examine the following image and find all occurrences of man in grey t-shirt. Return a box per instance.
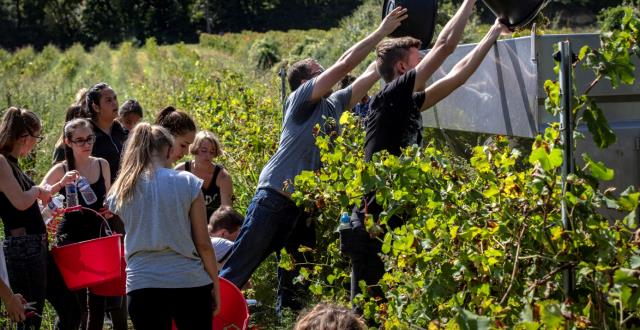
[219,7,409,312]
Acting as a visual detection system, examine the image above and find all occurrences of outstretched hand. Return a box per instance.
[378,6,408,36]
[494,18,512,36]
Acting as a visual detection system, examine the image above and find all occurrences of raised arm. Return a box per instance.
[414,0,477,91]
[309,7,408,103]
[346,61,380,110]
[421,20,510,111]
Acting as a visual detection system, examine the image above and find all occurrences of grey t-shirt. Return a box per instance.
[107,168,212,293]
[258,79,352,193]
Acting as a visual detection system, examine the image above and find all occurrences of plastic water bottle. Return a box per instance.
[65,183,81,212]
[337,212,351,232]
[41,195,65,224]
[77,176,97,205]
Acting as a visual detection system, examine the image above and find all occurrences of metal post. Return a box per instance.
[279,66,287,111]
[559,40,576,300]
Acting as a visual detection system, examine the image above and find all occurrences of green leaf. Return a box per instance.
[583,100,617,148]
[582,154,615,181]
[619,186,640,211]
[456,308,491,330]
[630,256,640,269]
[529,148,551,171]
[548,148,563,169]
[614,268,640,286]
[483,184,500,198]
[578,45,590,61]
[309,283,322,295]
[382,233,392,254]
[539,301,564,328]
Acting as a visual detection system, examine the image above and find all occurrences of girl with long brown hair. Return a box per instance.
[42,118,111,329]
[0,107,80,329]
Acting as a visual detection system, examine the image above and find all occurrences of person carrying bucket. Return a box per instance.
[106,123,220,329]
[0,107,82,329]
[41,118,112,330]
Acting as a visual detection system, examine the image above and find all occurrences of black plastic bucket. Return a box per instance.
[481,0,548,29]
[383,0,438,49]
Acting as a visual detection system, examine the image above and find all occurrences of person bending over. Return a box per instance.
[208,206,243,268]
[219,6,408,313]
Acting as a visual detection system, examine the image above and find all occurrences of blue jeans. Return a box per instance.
[219,188,314,312]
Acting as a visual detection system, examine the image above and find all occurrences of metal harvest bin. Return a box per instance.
[424,32,640,202]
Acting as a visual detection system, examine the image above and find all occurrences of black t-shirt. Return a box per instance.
[91,121,128,183]
[364,69,426,162]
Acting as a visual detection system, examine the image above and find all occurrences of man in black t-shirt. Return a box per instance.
[347,0,511,304]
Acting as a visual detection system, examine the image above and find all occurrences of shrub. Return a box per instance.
[249,37,282,71]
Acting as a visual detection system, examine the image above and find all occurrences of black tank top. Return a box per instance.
[57,160,108,244]
[0,155,46,236]
[185,161,221,220]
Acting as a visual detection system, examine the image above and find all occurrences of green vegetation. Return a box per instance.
[0,0,638,328]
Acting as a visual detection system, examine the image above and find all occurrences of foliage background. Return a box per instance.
[0,0,638,328]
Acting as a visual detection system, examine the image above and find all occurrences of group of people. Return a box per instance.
[0,0,509,328]
[0,82,233,329]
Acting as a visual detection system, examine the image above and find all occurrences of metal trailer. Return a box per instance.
[423,31,640,220]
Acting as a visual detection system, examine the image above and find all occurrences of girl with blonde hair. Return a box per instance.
[175,130,233,220]
[107,123,220,328]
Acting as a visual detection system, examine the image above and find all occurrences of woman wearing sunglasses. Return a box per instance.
[41,118,111,330]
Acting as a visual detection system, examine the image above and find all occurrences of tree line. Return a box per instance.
[0,0,631,50]
[0,0,362,49]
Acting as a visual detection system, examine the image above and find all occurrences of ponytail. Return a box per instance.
[0,107,41,156]
[108,123,174,211]
[86,83,110,120]
[154,106,196,137]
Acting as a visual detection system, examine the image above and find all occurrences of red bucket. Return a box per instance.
[90,249,126,296]
[213,278,250,330]
[172,278,249,330]
[51,234,122,290]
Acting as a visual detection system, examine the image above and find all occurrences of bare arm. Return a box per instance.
[40,163,78,195]
[309,7,407,103]
[101,159,111,193]
[216,168,233,207]
[0,155,43,210]
[421,20,509,111]
[190,192,221,314]
[346,61,380,110]
[414,0,476,91]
